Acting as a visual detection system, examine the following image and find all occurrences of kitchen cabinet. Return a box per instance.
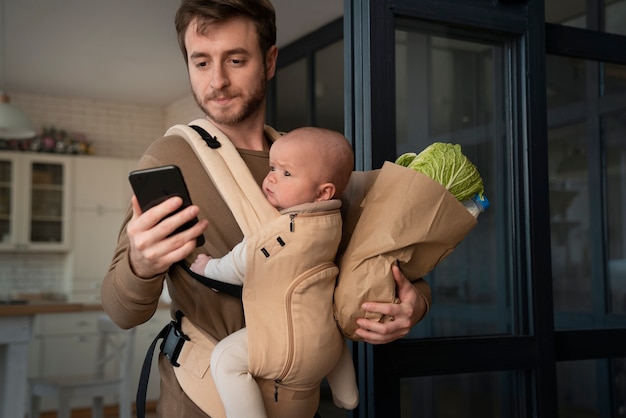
[70,156,136,302]
[73,156,135,211]
[0,152,73,252]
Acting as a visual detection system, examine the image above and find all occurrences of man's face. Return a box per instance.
[185,17,277,127]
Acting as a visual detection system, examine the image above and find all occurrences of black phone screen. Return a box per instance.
[128,165,205,247]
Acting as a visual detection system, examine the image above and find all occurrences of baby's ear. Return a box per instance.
[316,183,336,201]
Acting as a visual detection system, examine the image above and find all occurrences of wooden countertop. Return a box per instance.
[0,301,104,317]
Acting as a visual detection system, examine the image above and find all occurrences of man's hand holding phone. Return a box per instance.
[126,195,208,279]
[127,165,208,279]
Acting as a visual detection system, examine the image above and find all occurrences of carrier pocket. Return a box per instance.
[274,262,342,388]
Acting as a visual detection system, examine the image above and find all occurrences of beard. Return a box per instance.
[193,76,267,127]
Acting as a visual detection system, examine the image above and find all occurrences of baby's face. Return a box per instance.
[262,138,325,211]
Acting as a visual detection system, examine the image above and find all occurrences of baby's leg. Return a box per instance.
[325,343,359,409]
[211,327,267,418]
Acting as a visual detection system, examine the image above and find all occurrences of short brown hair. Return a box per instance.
[175,0,276,62]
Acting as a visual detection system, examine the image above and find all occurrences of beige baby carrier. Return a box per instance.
[145,119,344,418]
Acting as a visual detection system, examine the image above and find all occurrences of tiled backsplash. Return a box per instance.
[0,253,66,299]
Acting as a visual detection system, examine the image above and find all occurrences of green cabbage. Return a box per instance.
[394,152,417,167]
[395,142,484,202]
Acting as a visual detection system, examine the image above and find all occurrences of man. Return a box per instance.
[101,0,430,416]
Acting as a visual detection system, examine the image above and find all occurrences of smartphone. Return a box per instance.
[128,165,205,247]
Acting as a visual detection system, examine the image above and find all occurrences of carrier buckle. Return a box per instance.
[159,311,189,367]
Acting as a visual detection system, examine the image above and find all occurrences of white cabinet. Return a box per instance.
[71,211,126,301]
[0,152,73,251]
[73,156,135,211]
[70,156,137,302]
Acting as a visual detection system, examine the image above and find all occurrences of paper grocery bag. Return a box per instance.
[334,161,478,340]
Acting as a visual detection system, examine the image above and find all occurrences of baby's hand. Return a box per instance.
[190,253,212,275]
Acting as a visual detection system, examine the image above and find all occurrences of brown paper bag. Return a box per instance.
[334,161,478,340]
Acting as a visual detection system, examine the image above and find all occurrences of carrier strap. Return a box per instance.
[164,119,282,295]
[166,119,280,238]
[178,261,243,298]
[136,310,188,418]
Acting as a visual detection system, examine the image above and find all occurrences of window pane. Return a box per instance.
[315,40,344,133]
[612,358,626,415]
[604,63,626,96]
[546,55,593,318]
[605,0,626,35]
[396,29,510,338]
[546,55,588,109]
[545,0,586,27]
[548,123,592,314]
[557,359,625,417]
[275,58,308,132]
[546,0,626,34]
[605,113,626,314]
[558,360,599,417]
[548,56,626,323]
[401,372,524,417]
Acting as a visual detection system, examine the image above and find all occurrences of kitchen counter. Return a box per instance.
[0,300,166,316]
[0,301,89,316]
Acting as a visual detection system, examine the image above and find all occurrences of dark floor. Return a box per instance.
[123,397,344,418]
[110,386,346,418]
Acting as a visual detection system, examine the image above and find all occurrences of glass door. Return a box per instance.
[0,157,13,246]
[29,162,65,244]
[22,154,72,251]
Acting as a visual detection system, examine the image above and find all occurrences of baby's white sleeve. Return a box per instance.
[203,239,247,285]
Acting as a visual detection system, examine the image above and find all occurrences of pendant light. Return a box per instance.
[0,0,36,139]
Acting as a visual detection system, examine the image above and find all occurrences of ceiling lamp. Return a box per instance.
[0,0,35,139]
[0,92,36,139]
